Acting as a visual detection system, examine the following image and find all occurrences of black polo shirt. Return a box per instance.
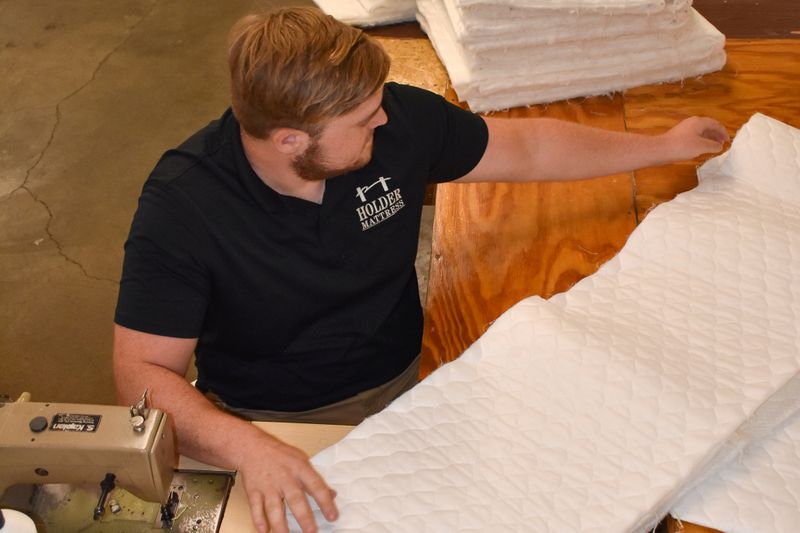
[115,83,488,411]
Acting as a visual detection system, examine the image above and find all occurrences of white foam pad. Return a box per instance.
[295,113,800,532]
[313,0,416,26]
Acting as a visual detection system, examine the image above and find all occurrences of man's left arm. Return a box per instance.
[456,116,730,184]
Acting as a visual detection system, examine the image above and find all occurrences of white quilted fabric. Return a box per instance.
[673,412,800,533]
[418,0,726,112]
[669,115,800,533]
[313,0,416,26]
[293,113,800,533]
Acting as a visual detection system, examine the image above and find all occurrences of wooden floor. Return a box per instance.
[371,5,798,532]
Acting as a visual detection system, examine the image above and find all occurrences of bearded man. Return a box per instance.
[113,7,729,533]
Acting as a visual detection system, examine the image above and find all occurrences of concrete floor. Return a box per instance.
[0,0,435,405]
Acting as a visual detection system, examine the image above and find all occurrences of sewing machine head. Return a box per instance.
[1,393,233,531]
[0,394,176,505]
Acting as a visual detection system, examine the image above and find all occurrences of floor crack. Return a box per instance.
[1,1,158,282]
[21,184,117,284]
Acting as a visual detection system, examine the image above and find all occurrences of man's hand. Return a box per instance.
[112,325,338,533]
[661,116,731,161]
[239,433,339,533]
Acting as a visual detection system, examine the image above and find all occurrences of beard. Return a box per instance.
[292,136,373,182]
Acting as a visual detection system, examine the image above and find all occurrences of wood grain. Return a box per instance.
[693,0,800,39]
[421,94,637,375]
[666,516,723,533]
[625,39,800,218]
[422,40,800,372]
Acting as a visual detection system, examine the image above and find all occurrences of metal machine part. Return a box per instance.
[3,470,233,532]
[0,395,175,503]
[0,394,234,531]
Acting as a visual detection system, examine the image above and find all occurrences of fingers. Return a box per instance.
[668,116,729,158]
[238,436,340,533]
[242,450,338,533]
[689,116,730,144]
[699,136,724,154]
[250,488,320,533]
[265,492,292,533]
[698,120,728,154]
[697,119,730,145]
[702,127,730,145]
[301,469,340,523]
[247,490,269,533]
[284,487,318,533]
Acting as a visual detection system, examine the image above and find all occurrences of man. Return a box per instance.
[113,6,729,533]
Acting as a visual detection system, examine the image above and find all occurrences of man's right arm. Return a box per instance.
[112,324,338,533]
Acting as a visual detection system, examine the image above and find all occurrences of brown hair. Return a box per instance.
[228,7,391,139]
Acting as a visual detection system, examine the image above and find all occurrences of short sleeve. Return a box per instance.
[383,83,489,183]
[427,97,489,182]
[114,182,210,338]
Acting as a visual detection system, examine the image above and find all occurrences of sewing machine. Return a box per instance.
[0,393,233,532]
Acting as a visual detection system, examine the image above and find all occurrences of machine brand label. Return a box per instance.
[49,413,101,432]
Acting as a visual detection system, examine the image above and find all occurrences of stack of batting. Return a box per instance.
[313,0,416,26]
[417,0,727,112]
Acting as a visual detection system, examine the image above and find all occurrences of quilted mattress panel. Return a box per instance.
[673,411,800,533]
[669,115,800,533]
[295,113,800,533]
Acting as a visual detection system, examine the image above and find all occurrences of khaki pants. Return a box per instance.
[206,355,420,426]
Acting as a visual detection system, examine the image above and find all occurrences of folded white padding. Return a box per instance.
[461,10,691,52]
[454,0,674,14]
[463,50,725,112]
[418,0,726,112]
[461,13,704,71]
[672,412,800,533]
[456,0,690,20]
[313,0,416,26]
[296,113,800,533]
[445,0,691,46]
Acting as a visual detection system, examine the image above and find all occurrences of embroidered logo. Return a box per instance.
[355,176,405,231]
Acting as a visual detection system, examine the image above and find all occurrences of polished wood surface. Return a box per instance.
[422,37,800,369]
[422,93,638,374]
[667,516,726,533]
[693,0,800,38]
[625,39,800,217]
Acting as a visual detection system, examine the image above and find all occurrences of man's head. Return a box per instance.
[228,7,391,140]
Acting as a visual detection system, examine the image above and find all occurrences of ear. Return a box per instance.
[270,127,311,155]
